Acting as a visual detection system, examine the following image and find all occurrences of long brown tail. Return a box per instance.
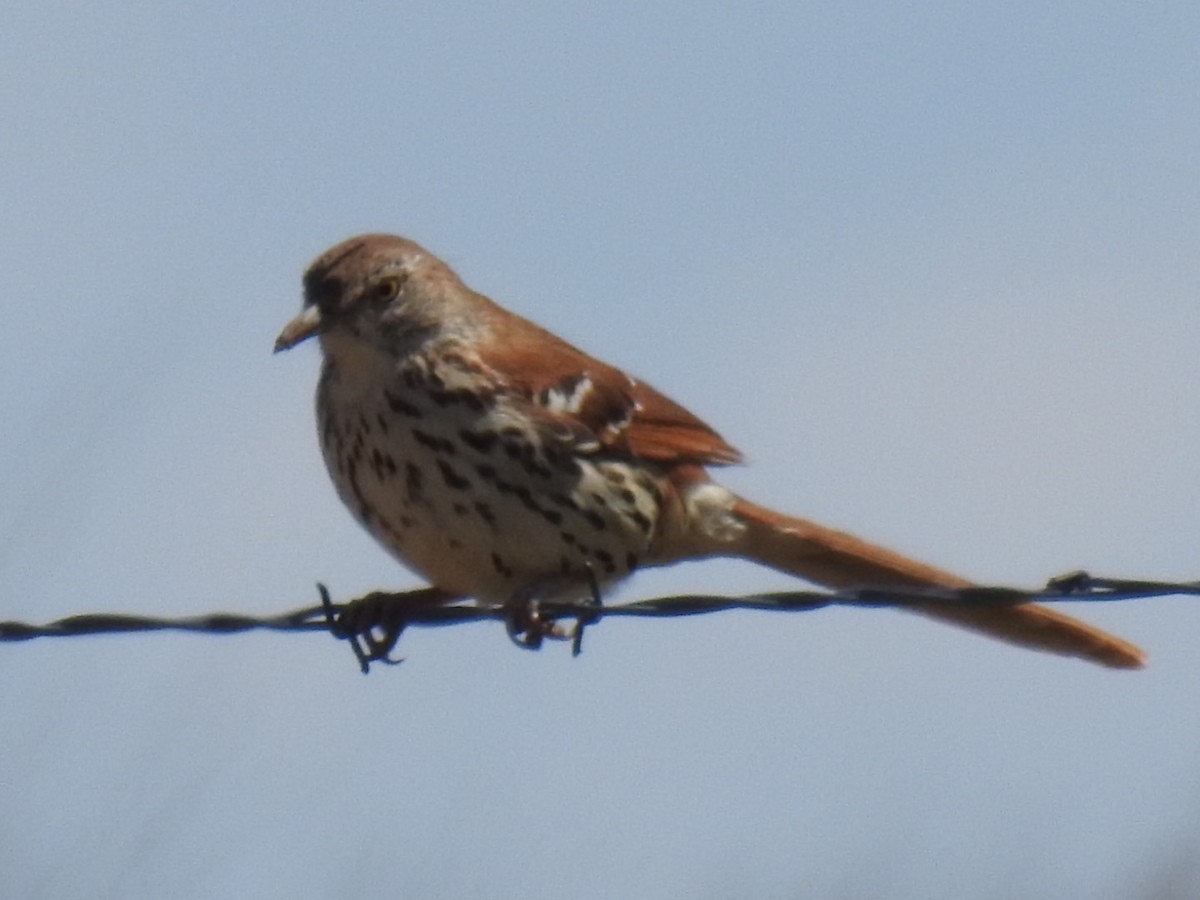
[725,496,1145,669]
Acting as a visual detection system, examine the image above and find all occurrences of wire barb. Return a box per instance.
[572,564,604,658]
[1,571,1196,673]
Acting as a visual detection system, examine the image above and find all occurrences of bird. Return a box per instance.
[275,233,1145,669]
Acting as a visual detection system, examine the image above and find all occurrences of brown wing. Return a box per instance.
[620,379,742,464]
[478,298,741,467]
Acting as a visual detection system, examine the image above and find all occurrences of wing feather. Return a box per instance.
[477,298,741,466]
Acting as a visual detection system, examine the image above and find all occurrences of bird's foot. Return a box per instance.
[323,585,456,672]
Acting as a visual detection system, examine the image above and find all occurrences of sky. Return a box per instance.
[2,3,1198,898]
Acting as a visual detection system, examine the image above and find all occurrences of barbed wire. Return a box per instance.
[1,570,1196,673]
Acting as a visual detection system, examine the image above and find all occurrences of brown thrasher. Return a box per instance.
[275,233,1144,669]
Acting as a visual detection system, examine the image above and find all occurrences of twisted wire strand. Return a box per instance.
[1,571,1195,673]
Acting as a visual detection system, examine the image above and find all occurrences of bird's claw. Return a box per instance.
[504,597,570,650]
[504,568,605,655]
[321,584,452,673]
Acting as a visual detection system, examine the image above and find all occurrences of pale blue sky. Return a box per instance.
[2,3,1199,898]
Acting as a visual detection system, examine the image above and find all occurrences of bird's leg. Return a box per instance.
[571,564,604,657]
[331,586,458,669]
[503,577,592,650]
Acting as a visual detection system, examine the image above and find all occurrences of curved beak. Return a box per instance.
[274,305,324,353]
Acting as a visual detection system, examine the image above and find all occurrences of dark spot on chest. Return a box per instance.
[435,458,471,491]
[544,449,581,476]
[385,391,423,419]
[490,551,514,578]
[633,471,664,504]
[344,456,375,525]
[583,509,607,531]
[321,412,339,448]
[511,483,540,513]
[592,548,616,574]
[412,428,457,455]
[627,510,653,534]
[370,447,398,479]
[405,462,424,500]
[458,428,499,454]
[473,501,497,526]
[429,388,486,411]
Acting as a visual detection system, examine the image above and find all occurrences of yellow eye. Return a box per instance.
[374,275,402,302]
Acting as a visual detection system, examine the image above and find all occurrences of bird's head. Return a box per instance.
[275,233,463,355]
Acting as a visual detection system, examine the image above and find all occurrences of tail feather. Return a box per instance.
[727,496,1145,669]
